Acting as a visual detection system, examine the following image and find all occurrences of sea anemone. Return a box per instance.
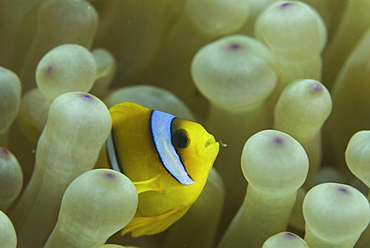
[0,0,370,247]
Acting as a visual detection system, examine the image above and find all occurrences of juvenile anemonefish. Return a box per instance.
[100,102,219,237]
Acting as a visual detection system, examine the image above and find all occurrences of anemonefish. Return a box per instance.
[100,102,219,237]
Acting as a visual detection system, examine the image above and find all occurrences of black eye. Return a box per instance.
[172,129,189,148]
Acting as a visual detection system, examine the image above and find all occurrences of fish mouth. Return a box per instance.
[203,135,220,158]
[205,136,218,148]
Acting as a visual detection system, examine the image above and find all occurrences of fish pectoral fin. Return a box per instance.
[132,175,163,194]
[121,206,190,237]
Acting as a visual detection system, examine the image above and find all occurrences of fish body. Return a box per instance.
[102,102,219,237]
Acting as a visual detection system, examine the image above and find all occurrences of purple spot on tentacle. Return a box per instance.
[337,186,349,193]
[1,148,9,154]
[228,43,242,50]
[45,66,53,74]
[105,172,115,179]
[0,148,10,158]
[285,232,296,238]
[312,83,323,93]
[280,3,293,8]
[80,93,93,100]
[274,137,283,145]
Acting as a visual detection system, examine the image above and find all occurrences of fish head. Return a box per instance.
[171,118,220,184]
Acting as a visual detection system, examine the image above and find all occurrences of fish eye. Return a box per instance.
[172,129,189,149]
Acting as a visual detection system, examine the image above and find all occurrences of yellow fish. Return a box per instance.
[101,102,219,237]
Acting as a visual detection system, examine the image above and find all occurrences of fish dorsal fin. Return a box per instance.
[150,110,195,185]
[121,206,190,237]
